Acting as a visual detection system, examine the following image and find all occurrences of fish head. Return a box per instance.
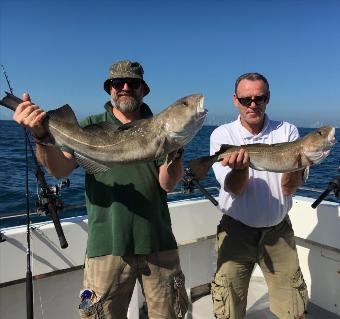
[162,94,207,146]
[302,126,337,164]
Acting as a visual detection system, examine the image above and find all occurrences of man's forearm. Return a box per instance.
[159,159,184,193]
[36,144,77,179]
[224,167,249,196]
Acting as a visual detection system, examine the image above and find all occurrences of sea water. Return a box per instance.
[0,121,339,227]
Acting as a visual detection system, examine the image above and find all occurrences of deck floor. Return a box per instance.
[188,276,339,319]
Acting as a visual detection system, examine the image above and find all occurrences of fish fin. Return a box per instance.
[166,161,173,168]
[188,155,217,180]
[165,149,183,168]
[47,104,79,126]
[304,150,327,164]
[216,144,234,155]
[166,153,176,168]
[303,166,310,182]
[74,153,111,174]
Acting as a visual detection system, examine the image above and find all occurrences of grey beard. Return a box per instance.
[111,96,142,113]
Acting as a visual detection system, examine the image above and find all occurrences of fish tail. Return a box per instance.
[47,104,79,126]
[188,155,217,180]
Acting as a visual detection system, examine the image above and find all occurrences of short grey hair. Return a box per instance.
[234,73,270,95]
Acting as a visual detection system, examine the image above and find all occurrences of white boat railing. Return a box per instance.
[0,186,220,221]
[0,185,337,222]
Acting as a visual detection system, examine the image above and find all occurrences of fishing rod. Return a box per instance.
[0,68,69,249]
[0,66,69,319]
[1,64,34,319]
[311,168,340,208]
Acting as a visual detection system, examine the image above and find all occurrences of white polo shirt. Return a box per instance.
[210,115,299,227]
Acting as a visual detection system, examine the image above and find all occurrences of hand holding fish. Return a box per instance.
[13,92,47,140]
[220,149,250,195]
[220,148,249,170]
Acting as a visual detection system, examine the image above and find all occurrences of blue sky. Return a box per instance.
[1,0,340,128]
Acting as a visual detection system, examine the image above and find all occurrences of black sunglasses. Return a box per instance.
[236,95,268,107]
[110,78,142,90]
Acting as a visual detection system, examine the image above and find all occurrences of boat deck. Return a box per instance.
[1,196,339,318]
[189,276,340,319]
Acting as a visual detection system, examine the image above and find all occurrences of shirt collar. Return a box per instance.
[237,114,270,140]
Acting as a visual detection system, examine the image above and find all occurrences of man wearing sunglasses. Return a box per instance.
[210,73,308,319]
[12,60,188,319]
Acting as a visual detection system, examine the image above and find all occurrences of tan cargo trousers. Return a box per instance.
[79,249,188,319]
[211,215,308,319]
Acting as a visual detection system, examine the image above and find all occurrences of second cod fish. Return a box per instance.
[0,92,207,174]
[189,126,336,180]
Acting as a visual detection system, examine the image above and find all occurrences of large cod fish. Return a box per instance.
[189,126,336,180]
[0,92,207,174]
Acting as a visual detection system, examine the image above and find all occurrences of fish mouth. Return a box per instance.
[197,109,208,120]
[323,149,331,158]
[196,96,208,119]
[197,95,204,109]
[327,127,337,147]
[322,132,336,157]
[330,138,337,145]
[323,142,335,154]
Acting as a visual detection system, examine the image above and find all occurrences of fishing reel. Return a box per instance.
[36,179,70,216]
[182,168,196,194]
[182,168,218,206]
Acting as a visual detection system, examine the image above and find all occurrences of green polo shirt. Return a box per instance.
[67,102,177,257]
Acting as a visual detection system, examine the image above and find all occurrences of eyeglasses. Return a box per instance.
[110,78,142,90]
[236,95,268,107]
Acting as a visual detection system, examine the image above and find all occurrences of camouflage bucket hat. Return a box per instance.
[103,60,150,96]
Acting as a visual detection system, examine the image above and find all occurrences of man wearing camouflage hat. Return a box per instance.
[12,60,189,319]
